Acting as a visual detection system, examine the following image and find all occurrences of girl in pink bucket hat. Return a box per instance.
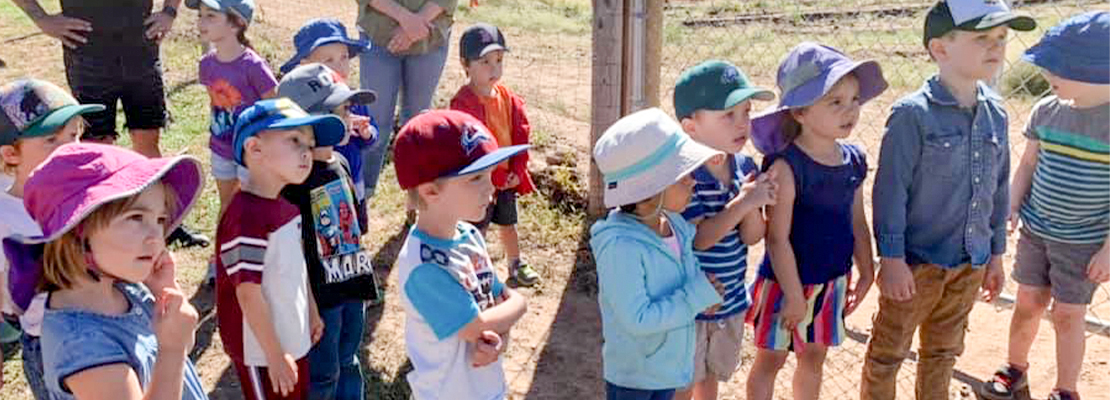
[745,42,887,400]
[3,143,208,400]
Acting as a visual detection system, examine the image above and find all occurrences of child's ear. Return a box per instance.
[680,116,697,137]
[243,136,263,160]
[0,144,20,166]
[927,37,947,62]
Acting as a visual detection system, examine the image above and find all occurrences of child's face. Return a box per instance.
[935,26,1009,81]
[464,50,504,91]
[1043,71,1110,106]
[430,169,496,222]
[660,172,696,213]
[197,5,238,43]
[686,100,753,154]
[332,101,353,147]
[86,184,169,284]
[304,43,351,80]
[1,118,82,177]
[253,127,315,184]
[794,74,861,141]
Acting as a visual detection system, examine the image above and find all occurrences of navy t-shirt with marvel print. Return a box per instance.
[281,154,380,309]
[681,154,759,321]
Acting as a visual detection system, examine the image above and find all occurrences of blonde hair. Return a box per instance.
[40,182,178,291]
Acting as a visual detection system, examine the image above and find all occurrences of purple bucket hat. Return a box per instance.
[3,143,204,313]
[751,42,888,154]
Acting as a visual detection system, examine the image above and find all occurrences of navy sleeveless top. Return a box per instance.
[759,142,868,284]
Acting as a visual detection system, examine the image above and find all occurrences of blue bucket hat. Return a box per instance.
[280,18,372,74]
[751,42,888,155]
[1023,11,1110,85]
[185,0,255,24]
[232,98,345,166]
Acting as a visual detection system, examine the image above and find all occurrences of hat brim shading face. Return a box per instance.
[476,44,508,60]
[319,88,377,113]
[451,144,530,178]
[603,136,721,208]
[18,104,105,138]
[970,12,1037,32]
[267,114,347,147]
[752,59,887,155]
[279,36,372,74]
[1021,12,1110,85]
[4,154,204,312]
[723,87,776,111]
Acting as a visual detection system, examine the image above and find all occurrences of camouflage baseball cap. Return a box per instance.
[0,79,104,146]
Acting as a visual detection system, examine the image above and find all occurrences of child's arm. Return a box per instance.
[1088,238,1110,283]
[873,106,921,302]
[1008,140,1039,231]
[764,160,807,330]
[236,283,299,396]
[693,172,776,250]
[456,287,527,344]
[846,186,876,316]
[738,205,767,246]
[65,289,198,400]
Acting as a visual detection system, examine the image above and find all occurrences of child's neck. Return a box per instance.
[937,68,981,108]
[241,171,287,199]
[212,37,246,63]
[468,81,495,98]
[794,129,842,165]
[704,153,733,183]
[6,170,30,198]
[51,276,128,316]
[414,211,459,240]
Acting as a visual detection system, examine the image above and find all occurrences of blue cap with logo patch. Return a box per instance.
[231,98,345,166]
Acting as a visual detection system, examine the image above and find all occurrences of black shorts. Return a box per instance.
[64,45,167,141]
[472,190,518,230]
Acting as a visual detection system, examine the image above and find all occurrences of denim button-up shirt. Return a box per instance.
[873,75,1010,268]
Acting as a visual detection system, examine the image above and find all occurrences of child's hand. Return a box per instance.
[1087,244,1109,283]
[700,273,726,314]
[153,288,198,355]
[505,173,521,189]
[471,331,502,367]
[878,258,915,302]
[781,294,807,332]
[1008,207,1021,234]
[980,256,1005,303]
[845,268,874,316]
[144,250,179,298]
[266,353,299,396]
[738,171,777,209]
[310,307,325,345]
[349,115,374,141]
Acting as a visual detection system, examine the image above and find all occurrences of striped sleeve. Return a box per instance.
[219,234,268,286]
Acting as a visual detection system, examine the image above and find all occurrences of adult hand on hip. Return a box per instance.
[34,13,92,49]
[144,10,176,42]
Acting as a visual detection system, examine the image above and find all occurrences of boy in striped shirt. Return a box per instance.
[672,60,777,400]
[980,12,1109,400]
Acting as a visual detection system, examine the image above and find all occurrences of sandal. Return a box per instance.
[1048,389,1080,400]
[978,364,1028,400]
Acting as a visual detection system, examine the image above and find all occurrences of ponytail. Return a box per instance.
[230,14,254,50]
[781,111,803,145]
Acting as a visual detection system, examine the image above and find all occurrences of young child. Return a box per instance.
[591,108,726,399]
[392,110,529,399]
[669,60,776,400]
[0,79,102,400]
[862,1,1036,399]
[189,0,276,214]
[3,142,206,400]
[277,63,381,399]
[745,43,886,400]
[215,99,342,399]
[449,23,540,287]
[281,18,380,205]
[979,12,1109,400]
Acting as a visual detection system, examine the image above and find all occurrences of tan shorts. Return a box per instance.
[691,313,746,383]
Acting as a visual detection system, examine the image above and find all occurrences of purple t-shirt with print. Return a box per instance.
[199,49,278,159]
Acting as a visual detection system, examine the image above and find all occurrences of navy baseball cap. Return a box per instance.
[280,18,372,74]
[1023,11,1110,84]
[924,0,1036,47]
[232,98,345,166]
[460,23,509,61]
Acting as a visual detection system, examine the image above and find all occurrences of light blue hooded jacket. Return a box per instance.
[589,209,723,390]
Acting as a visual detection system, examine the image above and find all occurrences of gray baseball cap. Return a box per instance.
[276,63,376,114]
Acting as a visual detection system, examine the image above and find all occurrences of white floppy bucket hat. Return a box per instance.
[594,108,722,208]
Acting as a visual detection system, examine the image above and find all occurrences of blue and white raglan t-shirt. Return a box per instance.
[398,222,507,400]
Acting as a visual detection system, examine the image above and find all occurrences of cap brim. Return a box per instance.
[724,87,776,110]
[973,12,1037,31]
[4,154,203,312]
[185,0,222,11]
[21,104,106,138]
[270,114,347,147]
[478,44,509,59]
[320,88,377,113]
[452,144,530,177]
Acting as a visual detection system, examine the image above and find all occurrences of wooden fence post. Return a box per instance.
[590,0,624,216]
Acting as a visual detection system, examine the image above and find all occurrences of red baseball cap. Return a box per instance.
[393,110,529,190]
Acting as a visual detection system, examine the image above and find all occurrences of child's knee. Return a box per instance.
[797,346,828,368]
[754,349,790,371]
[1049,303,1087,330]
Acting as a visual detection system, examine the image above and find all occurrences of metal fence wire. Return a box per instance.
[1,0,1107,399]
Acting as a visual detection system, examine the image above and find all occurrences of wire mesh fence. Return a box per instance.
[0,0,1107,399]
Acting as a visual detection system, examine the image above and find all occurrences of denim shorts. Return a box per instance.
[210,150,250,183]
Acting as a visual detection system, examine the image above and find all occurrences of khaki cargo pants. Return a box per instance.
[860,264,985,400]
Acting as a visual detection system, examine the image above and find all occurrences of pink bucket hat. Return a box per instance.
[3,143,203,313]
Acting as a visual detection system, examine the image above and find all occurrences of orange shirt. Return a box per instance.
[478,84,514,172]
